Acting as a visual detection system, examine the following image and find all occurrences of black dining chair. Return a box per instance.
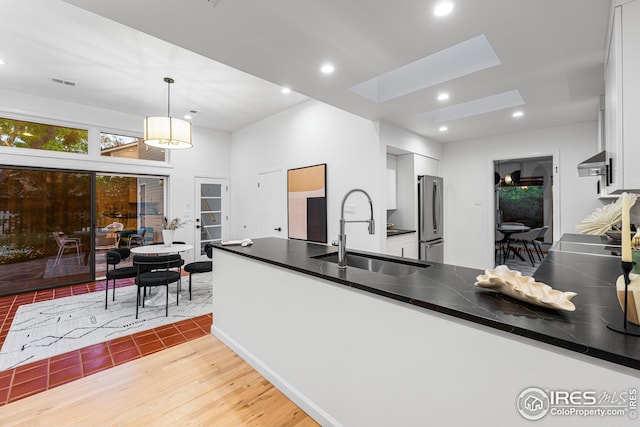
[133,254,182,318]
[105,248,137,309]
[183,243,214,300]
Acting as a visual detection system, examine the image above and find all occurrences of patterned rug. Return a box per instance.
[0,272,212,370]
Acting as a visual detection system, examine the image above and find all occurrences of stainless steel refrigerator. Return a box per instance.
[418,175,444,263]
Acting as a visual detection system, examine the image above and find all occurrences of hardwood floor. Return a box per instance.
[0,335,319,426]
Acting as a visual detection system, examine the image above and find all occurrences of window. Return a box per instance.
[100,132,166,162]
[0,117,88,154]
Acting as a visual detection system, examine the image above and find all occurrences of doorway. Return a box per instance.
[494,156,555,271]
[256,170,285,238]
[94,174,166,273]
[494,156,554,242]
[194,177,227,262]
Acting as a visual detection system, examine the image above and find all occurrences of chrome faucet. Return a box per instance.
[338,189,375,268]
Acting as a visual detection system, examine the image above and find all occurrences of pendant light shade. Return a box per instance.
[144,77,192,150]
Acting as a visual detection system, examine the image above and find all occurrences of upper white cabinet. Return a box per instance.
[605,0,640,193]
[386,154,397,210]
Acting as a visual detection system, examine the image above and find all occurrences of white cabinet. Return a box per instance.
[387,232,418,259]
[605,0,640,193]
[386,155,397,210]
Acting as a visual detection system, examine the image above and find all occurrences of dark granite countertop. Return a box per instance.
[213,237,640,371]
[386,228,416,237]
[552,233,622,257]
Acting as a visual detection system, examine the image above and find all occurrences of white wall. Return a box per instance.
[0,88,232,262]
[381,120,442,160]
[229,100,383,252]
[442,121,602,269]
[166,127,231,252]
[380,121,442,253]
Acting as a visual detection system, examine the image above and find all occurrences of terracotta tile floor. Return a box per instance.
[0,277,213,405]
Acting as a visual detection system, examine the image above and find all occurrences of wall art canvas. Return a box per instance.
[288,164,327,243]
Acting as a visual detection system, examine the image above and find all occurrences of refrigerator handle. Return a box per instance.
[418,176,424,239]
[432,180,438,233]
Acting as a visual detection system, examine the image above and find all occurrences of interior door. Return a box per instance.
[194,177,227,261]
[257,170,285,238]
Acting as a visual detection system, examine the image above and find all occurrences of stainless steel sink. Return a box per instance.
[313,252,429,277]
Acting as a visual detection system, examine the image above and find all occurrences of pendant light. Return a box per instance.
[144,77,192,150]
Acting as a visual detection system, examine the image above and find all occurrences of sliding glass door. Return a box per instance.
[94,175,165,274]
[0,168,166,296]
[0,167,92,295]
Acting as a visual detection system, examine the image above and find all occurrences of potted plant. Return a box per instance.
[161,217,189,246]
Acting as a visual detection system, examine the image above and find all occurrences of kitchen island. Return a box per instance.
[212,237,639,426]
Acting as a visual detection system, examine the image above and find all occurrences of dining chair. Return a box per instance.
[133,254,182,318]
[128,227,147,248]
[104,248,136,309]
[495,229,507,265]
[532,226,549,261]
[52,231,82,267]
[508,228,540,267]
[183,243,214,300]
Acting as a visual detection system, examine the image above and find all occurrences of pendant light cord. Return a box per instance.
[164,77,174,117]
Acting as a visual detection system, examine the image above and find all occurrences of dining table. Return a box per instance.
[130,243,194,255]
[496,224,530,263]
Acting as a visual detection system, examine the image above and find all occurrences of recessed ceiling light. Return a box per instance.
[434,1,455,17]
[512,111,524,118]
[0,59,5,65]
[321,64,335,74]
[437,93,450,101]
[184,114,192,120]
[439,126,448,132]
[281,87,292,94]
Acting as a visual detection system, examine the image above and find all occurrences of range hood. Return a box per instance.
[577,151,607,177]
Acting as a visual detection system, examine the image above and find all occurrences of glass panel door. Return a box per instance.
[195,178,226,261]
[95,175,165,275]
[0,167,92,295]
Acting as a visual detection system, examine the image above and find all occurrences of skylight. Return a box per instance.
[421,90,525,123]
[350,34,500,103]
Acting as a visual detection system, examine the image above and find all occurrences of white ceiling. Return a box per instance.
[2,0,611,143]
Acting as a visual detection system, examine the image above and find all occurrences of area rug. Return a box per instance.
[0,272,212,371]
